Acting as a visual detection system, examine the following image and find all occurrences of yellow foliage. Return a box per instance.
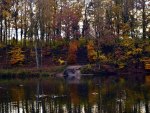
[99,54,108,62]
[127,51,132,56]
[9,46,25,65]
[145,45,150,52]
[2,10,11,18]
[120,23,130,32]
[112,5,121,15]
[118,63,125,69]
[145,76,150,86]
[133,48,142,54]
[122,38,133,47]
[121,36,134,47]
[58,58,65,65]
[126,48,142,56]
[0,43,5,48]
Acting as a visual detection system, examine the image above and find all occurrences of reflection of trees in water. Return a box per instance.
[0,76,150,113]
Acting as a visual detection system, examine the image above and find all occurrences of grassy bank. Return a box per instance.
[0,65,66,79]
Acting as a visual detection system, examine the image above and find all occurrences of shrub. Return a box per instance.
[80,64,94,74]
[79,37,87,47]
[9,46,25,65]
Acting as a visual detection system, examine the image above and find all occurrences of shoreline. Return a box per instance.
[0,62,148,80]
[0,65,66,79]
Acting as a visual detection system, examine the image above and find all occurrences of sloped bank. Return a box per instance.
[80,62,146,76]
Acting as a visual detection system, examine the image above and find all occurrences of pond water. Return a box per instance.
[0,74,150,113]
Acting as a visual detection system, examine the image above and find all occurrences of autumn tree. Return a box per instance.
[0,0,12,44]
[9,46,25,65]
[67,40,78,64]
[87,40,97,62]
[60,2,82,40]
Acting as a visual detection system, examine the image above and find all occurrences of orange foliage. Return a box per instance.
[145,76,150,86]
[87,40,97,62]
[67,40,78,64]
[9,46,25,65]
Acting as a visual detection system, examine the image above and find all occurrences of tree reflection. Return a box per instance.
[0,75,150,113]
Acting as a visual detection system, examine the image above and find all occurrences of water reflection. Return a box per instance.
[0,74,150,113]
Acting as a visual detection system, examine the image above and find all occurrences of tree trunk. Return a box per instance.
[0,18,2,43]
[35,41,40,69]
[15,16,18,43]
[24,0,27,47]
[4,18,7,44]
[142,0,146,39]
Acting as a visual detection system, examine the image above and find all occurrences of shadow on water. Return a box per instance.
[0,74,150,113]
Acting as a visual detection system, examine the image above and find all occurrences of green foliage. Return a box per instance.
[119,36,135,49]
[113,36,145,68]
[79,37,87,47]
[80,64,94,74]
[51,39,68,49]
[98,53,108,62]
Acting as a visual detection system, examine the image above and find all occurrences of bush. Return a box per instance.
[80,64,94,74]
[79,37,87,47]
[9,46,25,65]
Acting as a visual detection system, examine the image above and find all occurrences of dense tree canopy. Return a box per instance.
[0,0,149,45]
[0,0,149,68]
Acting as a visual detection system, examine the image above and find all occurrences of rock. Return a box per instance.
[63,65,82,80]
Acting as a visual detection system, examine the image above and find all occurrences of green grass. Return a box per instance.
[0,65,66,79]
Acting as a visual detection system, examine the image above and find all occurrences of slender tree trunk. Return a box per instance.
[29,2,34,46]
[20,2,23,46]
[35,41,40,69]
[142,0,146,39]
[40,43,42,68]
[130,14,135,38]
[36,81,40,112]
[4,18,7,44]
[8,19,11,44]
[15,16,18,42]
[24,0,27,47]
[145,101,149,113]
[0,18,2,43]
[3,20,5,44]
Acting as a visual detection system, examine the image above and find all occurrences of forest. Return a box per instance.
[0,1,150,113]
[0,0,150,75]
